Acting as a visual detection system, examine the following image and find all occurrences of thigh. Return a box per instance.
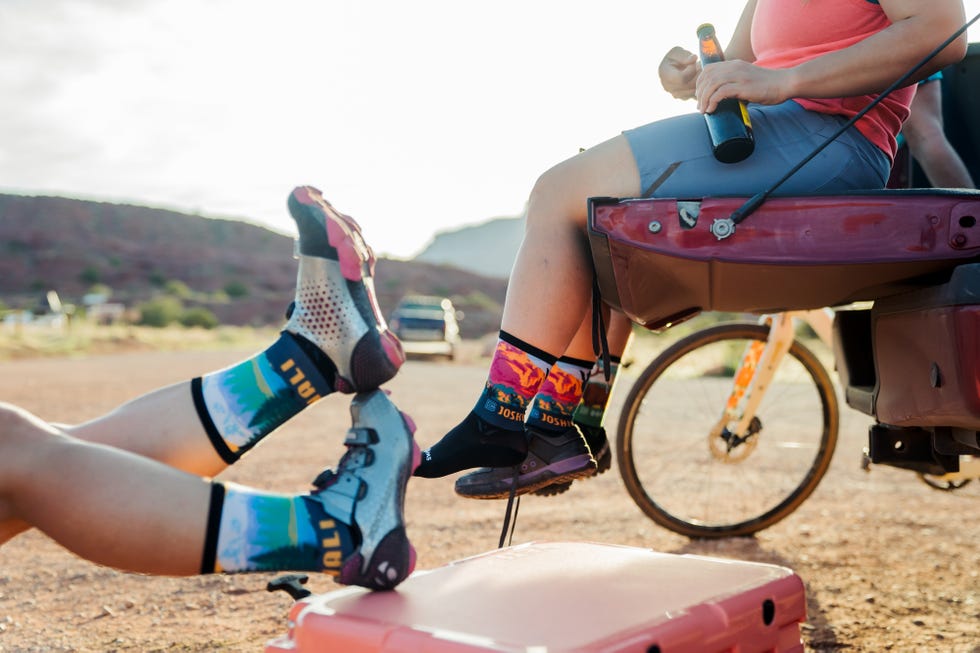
[624,101,890,198]
[530,134,642,227]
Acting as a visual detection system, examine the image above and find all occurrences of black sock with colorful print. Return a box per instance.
[525,356,594,434]
[414,331,556,478]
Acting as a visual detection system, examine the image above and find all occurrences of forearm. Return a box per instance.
[782,8,967,100]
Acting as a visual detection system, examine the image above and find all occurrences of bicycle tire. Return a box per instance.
[618,323,839,538]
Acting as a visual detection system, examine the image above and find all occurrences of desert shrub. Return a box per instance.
[88,283,113,298]
[224,280,249,299]
[137,296,184,327]
[164,280,192,298]
[79,266,101,284]
[180,307,219,329]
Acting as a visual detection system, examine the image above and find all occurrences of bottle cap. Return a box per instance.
[696,23,716,38]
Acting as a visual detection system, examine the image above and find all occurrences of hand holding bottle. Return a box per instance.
[696,23,755,164]
[695,59,793,114]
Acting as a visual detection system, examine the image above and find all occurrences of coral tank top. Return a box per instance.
[751,0,914,159]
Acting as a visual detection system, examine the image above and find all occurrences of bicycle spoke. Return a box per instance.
[618,324,838,537]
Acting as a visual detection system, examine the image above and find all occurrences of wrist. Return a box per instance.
[781,67,803,101]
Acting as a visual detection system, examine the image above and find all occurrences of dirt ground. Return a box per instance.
[0,344,978,652]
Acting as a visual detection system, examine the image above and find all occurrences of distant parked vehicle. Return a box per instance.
[389,295,462,361]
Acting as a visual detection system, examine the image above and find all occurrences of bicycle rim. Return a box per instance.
[618,323,839,538]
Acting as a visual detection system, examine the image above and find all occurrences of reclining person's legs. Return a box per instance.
[0,186,405,541]
[0,390,419,590]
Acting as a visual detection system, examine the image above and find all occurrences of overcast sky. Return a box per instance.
[1,1,977,258]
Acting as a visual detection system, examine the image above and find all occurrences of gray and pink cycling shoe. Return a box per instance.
[285,185,404,393]
[311,389,421,590]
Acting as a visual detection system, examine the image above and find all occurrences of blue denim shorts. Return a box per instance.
[623,100,891,198]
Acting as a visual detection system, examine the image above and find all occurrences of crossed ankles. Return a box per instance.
[285,188,419,590]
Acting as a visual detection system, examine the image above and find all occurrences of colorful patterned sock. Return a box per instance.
[191,332,336,463]
[572,356,621,428]
[474,332,556,429]
[201,483,355,575]
[525,357,593,433]
[413,331,556,478]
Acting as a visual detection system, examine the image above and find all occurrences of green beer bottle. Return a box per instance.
[697,23,755,163]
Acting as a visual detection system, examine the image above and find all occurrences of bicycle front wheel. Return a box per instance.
[618,323,839,538]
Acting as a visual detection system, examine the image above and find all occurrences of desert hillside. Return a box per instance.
[0,194,508,336]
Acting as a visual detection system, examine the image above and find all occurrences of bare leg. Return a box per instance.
[0,403,210,574]
[563,305,635,362]
[39,183,401,480]
[903,80,975,189]
[65,382,226,476]
[0,387,419,591]
[0,383,222,545]
[502,135,641,352]
[415,136,641,478]
[605,311,635,359]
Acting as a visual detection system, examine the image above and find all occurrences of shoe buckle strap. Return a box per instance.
[345,427,379,447]
[312,472,361,526]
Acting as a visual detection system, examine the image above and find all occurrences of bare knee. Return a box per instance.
[526,162,588,232]
[0,403,60,473]
[903,114,945,155]
[0,402,44,436]
[525,135,641,232]
[0,406,69,522]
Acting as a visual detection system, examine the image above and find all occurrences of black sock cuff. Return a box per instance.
[558,355,595,369]
[498,330,558,366]
[200,482,226,574]
[190,377,240,465]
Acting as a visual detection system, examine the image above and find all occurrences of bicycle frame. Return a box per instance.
[721,306,978,489]
[718,309,833,441]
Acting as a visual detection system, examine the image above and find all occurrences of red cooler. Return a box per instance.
[265,541,806,653]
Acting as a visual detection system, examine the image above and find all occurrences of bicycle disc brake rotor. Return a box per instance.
[709,416,762,462]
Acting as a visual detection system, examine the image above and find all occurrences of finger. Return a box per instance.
[699,74,729,114]
[664,47,698,72]
[696,63,739,112]
[675,54,698,73]
[702,86,722,114]
[694,69,712,112]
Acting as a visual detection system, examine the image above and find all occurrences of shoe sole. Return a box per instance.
[338,389,421,590]
[287,186,405,393]
[455,454,597,500]
[532,442,611,497]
